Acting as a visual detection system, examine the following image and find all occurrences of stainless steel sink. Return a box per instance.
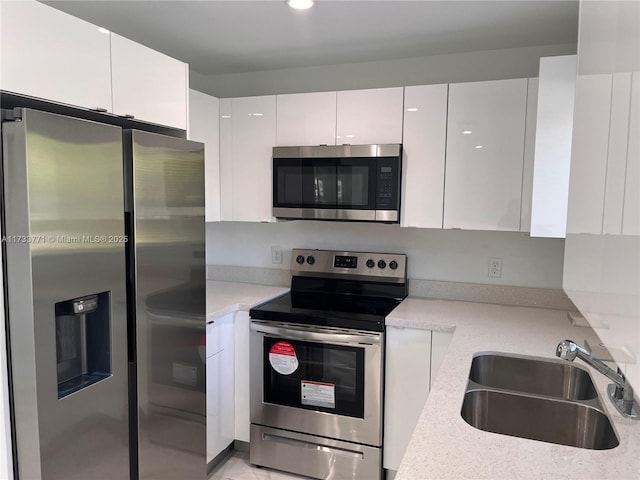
[461,389,619,450]
[470,353,597,400]
[461,353,619,450]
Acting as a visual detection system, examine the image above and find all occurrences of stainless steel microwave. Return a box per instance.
[272,144,402,223]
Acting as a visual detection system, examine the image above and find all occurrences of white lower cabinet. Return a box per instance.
[233,311,251,442]
[206,314,235,463]
[384,327,453,473]
[384,327,431,471]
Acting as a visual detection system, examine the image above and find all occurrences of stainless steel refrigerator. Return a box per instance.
[1,108,206,479]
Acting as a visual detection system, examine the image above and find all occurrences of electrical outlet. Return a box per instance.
[271,246,283,264]
[488,257,502,278]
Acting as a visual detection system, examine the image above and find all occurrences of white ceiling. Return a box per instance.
[44,0,579,76]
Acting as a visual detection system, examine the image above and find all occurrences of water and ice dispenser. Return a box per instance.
[55,292,112,398]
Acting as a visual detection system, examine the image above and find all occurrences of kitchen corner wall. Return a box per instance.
[206,221,565,289]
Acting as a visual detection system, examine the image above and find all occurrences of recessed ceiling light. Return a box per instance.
[463,130,472,135]
[287,0,314,10]
[407,108,419,112]
[475,145,483,149]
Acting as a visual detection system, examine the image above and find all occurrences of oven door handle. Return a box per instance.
[250,322,381,346]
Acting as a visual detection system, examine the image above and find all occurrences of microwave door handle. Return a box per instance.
[250,323,381,346]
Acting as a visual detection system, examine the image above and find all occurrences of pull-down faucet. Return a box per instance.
[556,340,639,419]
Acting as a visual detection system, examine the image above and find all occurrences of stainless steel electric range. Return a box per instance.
[248,249,408,480]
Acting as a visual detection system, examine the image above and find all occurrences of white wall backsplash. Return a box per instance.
[206,221,565,289]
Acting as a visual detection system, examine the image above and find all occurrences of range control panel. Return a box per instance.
[290,248,407,281]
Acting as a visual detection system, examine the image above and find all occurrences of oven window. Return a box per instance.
[262,337,365,418]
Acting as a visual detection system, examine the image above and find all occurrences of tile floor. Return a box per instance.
[209,451,308,480]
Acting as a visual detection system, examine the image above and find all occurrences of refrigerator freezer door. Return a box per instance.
[2,109,129,479]
[126,130,206,479]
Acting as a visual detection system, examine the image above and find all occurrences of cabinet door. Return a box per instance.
[383,327,431,471]
[219,99,234,221]
[0,0,111,111]
[444,79,528,231]
[530,56,577,238]
[520,78,539,233]
[430,330,454,388]
[111,33,188,129]
[276,92,337,146]
[234,311,251,442]
[336,87,404,145]
[230,96,277,222]
[401,84,448,228]
[565,74,612,235]
[189,90,220,222]
[207,314,235,462]
[206,352,221,463]
[621,72,639,236]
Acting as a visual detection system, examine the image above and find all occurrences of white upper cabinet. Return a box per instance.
[444,79,528,231]
[401,84,448,228]
[189,90,220,222]
[111,33,188,129]
[530,55,577,238]
[276,92,337,146]
[565,74,612,235]
[336,87,404,145]
[219,96,277,222]
[0,0,112,111]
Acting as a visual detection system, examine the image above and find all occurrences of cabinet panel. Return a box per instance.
[111,33,188,129]
[602,73,632,235]
[520,78,538,233]
[230,96,277,222]
[622,72,639,235]
[234,311,251,442]
[430,331,454,388]
[189,90,220,222]
[444,79,528,231]
[336,87,404,145]
[383,327,431,471]
[530,56,577,238]
[565,74,612,235]
[276,92,337,146]
[219,99,234,221]
[206,313,235,463]
[401,84,448,228]
[0,0,112,111]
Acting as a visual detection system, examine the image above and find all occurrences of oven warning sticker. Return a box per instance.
[269,341,299,375]
[301,380,336,409]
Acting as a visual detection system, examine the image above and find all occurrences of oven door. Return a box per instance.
[250,321,383,446]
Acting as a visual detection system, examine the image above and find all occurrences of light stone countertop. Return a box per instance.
[206,280,289,324]
[388,297,640,480]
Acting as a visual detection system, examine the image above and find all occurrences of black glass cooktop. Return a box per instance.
[249,276,407,332]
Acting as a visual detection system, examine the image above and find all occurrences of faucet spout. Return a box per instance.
[556,339,638,419]
[556,340,625,388]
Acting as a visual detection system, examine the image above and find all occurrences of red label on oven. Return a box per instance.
[269,341,299,375]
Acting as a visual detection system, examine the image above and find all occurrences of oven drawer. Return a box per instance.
[250,424,382,480]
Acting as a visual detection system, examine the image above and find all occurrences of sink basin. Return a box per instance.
[461,389,619,450]
[470,354,597,400]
